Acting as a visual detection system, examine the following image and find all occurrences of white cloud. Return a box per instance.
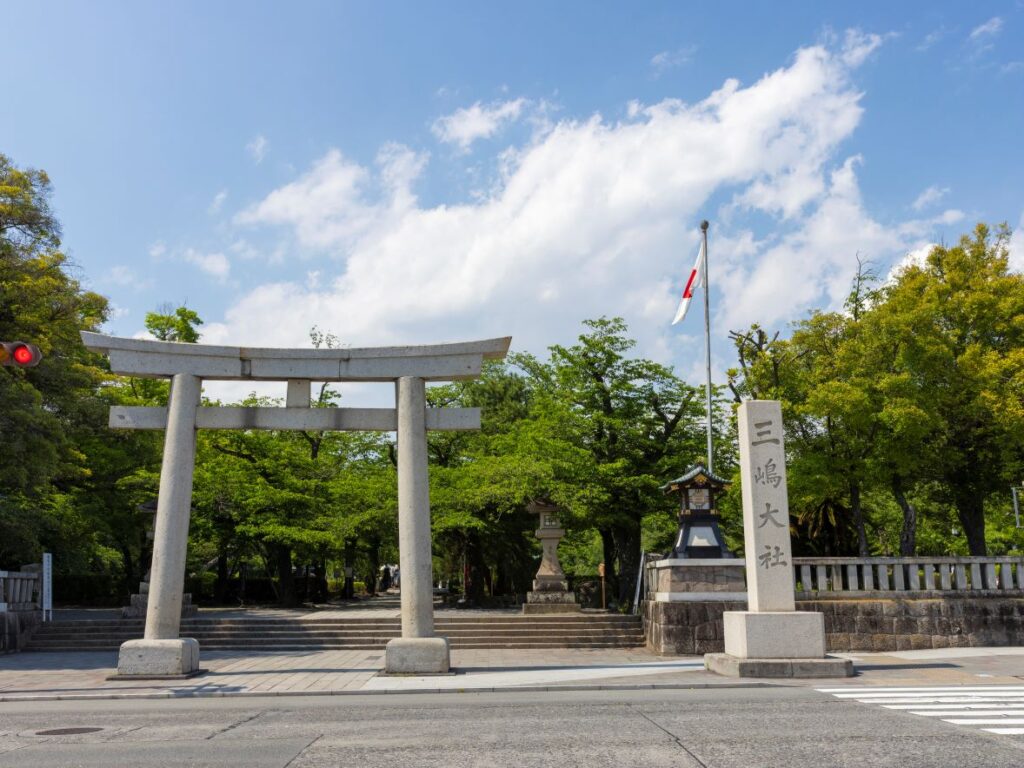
[148,241,167,260]
[911,185,949,211]
[934,208,964,225]
[247,134,269,164]
[107,304,130,321]
[839,30,884,67]
[202,33,963,396]
[183,248,230,281]
[916,26,951,52]
[650,46,698,76]
[1009,211,1024,273]
[235,146,425,251]
[107,266,136,286]
[431,98,527,150]
[208,189,228,214]
[969,17,1003,41]
[886,242,935,283]
[105,265,153,290]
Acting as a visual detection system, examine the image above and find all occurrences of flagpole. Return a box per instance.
[701,219,713,474]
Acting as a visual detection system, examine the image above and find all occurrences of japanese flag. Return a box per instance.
[671,239,705,325]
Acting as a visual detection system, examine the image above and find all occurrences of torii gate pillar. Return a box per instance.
[385,376,449,673]
[118,373,203,677]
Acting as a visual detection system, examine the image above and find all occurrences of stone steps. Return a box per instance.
[26,613,644,652]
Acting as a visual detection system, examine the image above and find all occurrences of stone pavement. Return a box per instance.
[1,645,1022,702]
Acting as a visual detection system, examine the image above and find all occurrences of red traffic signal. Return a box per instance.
[0,342,42,368]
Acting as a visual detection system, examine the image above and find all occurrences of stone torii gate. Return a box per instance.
[81,331,511,677]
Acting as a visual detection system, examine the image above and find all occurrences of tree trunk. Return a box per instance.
[850,481,869,556]
[464,531,487,605]
[611,525,640,609]
[215,551,228,603]
[891,474,917,556]
[493,558,512,596]
[274,544,297,606]
[953,489,987,555]
[365,535,380,596]
[342,538,356,599]
[313,557,328,602]
[120,542,134,583]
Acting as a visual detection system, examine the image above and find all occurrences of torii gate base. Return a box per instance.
[82,331,510,678]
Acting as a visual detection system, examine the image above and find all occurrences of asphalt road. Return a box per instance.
[1,687,1023,768]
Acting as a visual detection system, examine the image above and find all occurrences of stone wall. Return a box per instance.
[644,597,1024,655]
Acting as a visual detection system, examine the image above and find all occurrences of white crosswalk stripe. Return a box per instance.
[817,686,1024,737]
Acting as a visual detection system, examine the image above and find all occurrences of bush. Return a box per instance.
[53,574,123,606]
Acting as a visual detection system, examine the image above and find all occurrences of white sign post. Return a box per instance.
[42,552,53,622]
[705,401,852,678]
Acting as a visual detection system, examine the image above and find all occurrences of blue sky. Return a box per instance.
[3,2,1023,400]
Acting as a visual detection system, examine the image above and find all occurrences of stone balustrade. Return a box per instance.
[793,556,1024,598]
[0,570,40,613]
[641,555,1024,606]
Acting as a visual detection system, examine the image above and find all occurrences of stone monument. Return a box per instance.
[82,331,510,678]
[704,400,852,678]
[523,500,580,614]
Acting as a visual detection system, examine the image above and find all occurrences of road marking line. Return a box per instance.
[942,718,1024,725]
[910,710,1024,717]
[983,728,1024,735]
[880,708,1024,712]
[856,700,1024,706]
[819,692,1024,696]
[833,692,1024,700]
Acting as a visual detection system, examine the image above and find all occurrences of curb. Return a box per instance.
[0,680,778,703]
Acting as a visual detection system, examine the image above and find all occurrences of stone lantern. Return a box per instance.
[643,464,746,654]
[662,464,734,559]
[523,500,581,614]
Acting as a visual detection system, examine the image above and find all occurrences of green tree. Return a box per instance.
[515,317,706,604]
[870,224,1024,554]
[145,305,203,343]
[0,154,112,570]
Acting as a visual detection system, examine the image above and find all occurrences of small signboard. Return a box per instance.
[42,552,53,622]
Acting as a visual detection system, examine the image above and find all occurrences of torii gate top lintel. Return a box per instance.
[80,331,512,382]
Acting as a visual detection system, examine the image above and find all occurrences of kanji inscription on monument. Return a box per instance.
[737,400,794,612]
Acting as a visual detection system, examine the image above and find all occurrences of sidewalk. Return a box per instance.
[1,646,1022,702]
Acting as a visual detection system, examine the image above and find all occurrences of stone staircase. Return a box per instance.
[26,612,645,652]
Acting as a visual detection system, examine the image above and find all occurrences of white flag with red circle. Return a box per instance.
[671,240,705,325]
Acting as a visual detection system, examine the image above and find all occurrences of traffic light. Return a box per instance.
[0,342,42,368]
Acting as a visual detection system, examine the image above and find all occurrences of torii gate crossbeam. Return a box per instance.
[82,331,511,677]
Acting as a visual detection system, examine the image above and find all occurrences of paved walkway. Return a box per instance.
[2,646,1023,702]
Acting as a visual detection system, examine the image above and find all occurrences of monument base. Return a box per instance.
[523,590,580,614]
[384,637,451,675]
[723,610,826,658]
[707,610,854,678]
[704,653,853,678]
[114,638,201,678]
